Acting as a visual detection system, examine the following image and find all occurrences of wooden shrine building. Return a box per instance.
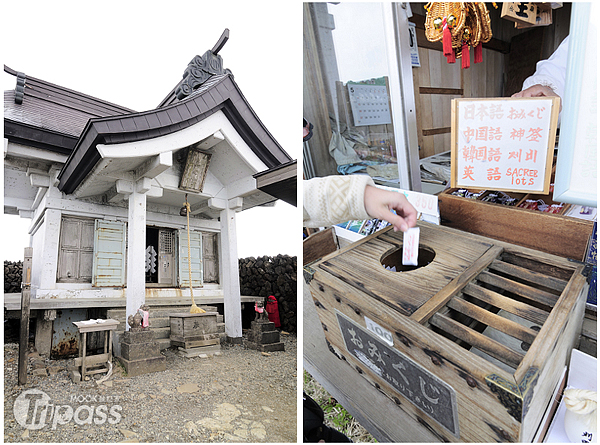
[3,31,296,356]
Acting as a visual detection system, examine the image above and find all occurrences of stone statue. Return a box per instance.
[254,299,269,322]
[128,304,151,331]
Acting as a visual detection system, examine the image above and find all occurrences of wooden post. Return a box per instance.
[18,247,33,385]
[220,199,243,341]
[81,332,87,380]
[125,186,147,329]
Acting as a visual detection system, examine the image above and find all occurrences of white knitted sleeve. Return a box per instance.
[303,175,375,228]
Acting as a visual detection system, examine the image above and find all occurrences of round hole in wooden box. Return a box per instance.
[381,245,436,272]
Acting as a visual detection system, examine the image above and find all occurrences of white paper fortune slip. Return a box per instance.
[402,227,420,266]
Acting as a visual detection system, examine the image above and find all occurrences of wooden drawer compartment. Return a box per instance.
[306,223,587,442]
[438,188,594,260]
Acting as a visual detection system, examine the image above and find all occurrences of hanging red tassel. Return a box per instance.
[474,42,483,64]
[442,18,453,57]
[462,42,470,69]
[447,48,456,64]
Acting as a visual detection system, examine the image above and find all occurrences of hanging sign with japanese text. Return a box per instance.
[451,97,560,194]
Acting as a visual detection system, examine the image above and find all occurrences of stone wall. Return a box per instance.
[238,255,297,333]
[4,257,299,333]
[4,261,23,293]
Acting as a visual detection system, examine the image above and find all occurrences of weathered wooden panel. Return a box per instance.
[170,312,218,337]
[202,232,219,283]
[58,217,95,282]
[179,148,211,193]
[413,45,463,159]
[178,229,203,287]
[302,3,338,178]
[303,227,338,265]
[92,220,126,287]
[438,188,594,261]
[319,224,492,316]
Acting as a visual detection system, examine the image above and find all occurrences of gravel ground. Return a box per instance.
[4,334,297,443]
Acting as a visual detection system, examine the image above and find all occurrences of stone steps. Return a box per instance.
[106,306,220,320]
[244,319,285,352]
[151,326,171,339]
[106,304,225,355]
[157,338,172,350]
[149,318,169,328]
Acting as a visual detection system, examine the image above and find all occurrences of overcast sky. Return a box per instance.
[2,1,302,261]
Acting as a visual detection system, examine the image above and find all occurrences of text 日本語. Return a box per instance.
[453,98,558,192]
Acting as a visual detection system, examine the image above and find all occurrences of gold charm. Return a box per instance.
[447,14,457,28]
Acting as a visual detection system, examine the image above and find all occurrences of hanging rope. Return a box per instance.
[564,389,597,416]
[184,194,205,314]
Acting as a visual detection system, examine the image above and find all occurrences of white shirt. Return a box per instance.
[522,36,569,101]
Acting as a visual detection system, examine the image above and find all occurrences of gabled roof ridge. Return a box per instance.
[87,73,232,125]
[57,73,292,195]
[4,65,136,116]
[156,31,231,108]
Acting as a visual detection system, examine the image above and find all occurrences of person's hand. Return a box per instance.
[363,185,418,232]
[512,84,561,110]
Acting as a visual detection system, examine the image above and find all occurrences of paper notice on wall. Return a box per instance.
[409,22,421,67]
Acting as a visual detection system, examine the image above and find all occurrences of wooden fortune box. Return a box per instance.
[305,222,588,442]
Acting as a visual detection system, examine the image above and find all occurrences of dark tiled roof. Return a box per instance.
[4,90,91,138]
[4,65,135,117]
[4,65,135,153]
[5,65,294,202]
[58,73,292,194]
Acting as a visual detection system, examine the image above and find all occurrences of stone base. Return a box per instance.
[121,341,161,361]
[68,367,82,383]
[122,329,155,343]
[247,329,281,344]
[118,355,166,377]
[251,320,276,332]
[119,329,166,377]
[34,318,53,356]
[177,344,221,358]
[170,312,218,338]
[226,336,243,345]
[170,333,220,350]
[244,320,285,352]
[243,340,285,352]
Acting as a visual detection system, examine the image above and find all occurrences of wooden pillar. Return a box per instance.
[219,198,243,341]
[18,247,33,385]
[123,179,150,329]
[37,208,61,290]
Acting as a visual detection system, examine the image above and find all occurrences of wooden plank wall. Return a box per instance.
[413,48,462,159]
[303,3,339,178]
[411,8,506,159]
[409,3,570,159]
[412,45,504,159]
